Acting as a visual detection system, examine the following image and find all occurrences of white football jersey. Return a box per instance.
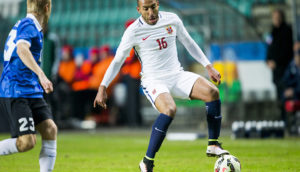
[101,11,210,87]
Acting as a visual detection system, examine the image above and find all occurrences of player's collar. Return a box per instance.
[26,13,42,32]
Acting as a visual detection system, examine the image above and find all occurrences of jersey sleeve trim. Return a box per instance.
[16,39,31,47]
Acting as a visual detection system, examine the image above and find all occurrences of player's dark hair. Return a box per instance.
[137,0,158,6]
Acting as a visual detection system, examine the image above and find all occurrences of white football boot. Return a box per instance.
[206,142,229,157]
[139,157,154,172]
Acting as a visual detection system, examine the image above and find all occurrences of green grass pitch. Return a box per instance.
[0,131,300,171]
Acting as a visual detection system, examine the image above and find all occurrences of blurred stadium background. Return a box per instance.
[0,0,299,136]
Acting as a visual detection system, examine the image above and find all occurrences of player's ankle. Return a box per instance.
[208,139,219,146]
[144,156,154,162]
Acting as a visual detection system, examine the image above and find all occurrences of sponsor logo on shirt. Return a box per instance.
[142,35,151,41]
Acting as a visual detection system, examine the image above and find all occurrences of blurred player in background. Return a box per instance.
[266,9,293,122]
[283,42,300,101]
[0,0,57,171]
[282,42,300,134]
[266,9,293,95]
[94,0,229,171]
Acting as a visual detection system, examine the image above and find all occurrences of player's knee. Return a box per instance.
[163,105,177,117]
[208,86,219,101]
[17,134,36,152]
[38,120,58,140]
[45,123,58,138]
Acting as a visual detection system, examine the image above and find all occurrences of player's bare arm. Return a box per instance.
[93,85,108,109]
[93,56,126,109]
[206,64,221,84]
[93,58,124,109]
[17,42,53,93]
[266,60,276,70]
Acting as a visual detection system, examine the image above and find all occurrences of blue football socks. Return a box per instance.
[206,100,222,142]
[146,113,173,159]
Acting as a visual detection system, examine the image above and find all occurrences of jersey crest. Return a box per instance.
[166,25,173,34]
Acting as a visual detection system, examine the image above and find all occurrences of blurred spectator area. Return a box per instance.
[1,0,289,49]
[0,0,294,50]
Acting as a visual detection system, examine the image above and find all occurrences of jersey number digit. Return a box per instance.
[156,37,168,50]
[19,117,35,132]
[4,29,17,62]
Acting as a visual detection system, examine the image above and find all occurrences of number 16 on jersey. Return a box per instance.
[156,37,167,50]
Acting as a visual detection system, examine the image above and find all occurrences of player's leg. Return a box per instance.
[0,134,36,155]
[140,84,175,172]
[16,134,37,152]
[0,98,37,155]
[31,99,57,172]
[145,93,175,158]
[189,76,229,156]
[36,119,57,172]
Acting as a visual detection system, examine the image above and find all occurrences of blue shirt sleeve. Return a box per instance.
[15,20,38,47]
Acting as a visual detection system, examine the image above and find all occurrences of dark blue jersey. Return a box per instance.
[0,14,44,98]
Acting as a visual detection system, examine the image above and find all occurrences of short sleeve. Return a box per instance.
[15,21,38,47]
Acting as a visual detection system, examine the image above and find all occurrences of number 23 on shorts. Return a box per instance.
[19,117,35,132]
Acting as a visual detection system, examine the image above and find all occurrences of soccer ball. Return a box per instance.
[214,155,241,172]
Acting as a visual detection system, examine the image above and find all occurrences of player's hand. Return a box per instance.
[284,88,294,98]
[94,85,108,109]
[267,60,276,70]
[38,72,53,94]
[206,64,221,85]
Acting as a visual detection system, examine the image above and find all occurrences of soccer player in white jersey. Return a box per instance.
[94,0,229,171]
